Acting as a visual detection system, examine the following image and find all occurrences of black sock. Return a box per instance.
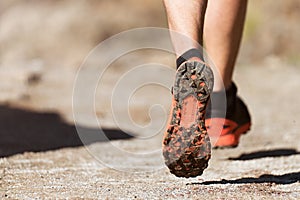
[176,48,204,69]
[206,82,237,118]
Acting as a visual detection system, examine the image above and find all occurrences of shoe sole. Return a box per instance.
[162,61,214,178]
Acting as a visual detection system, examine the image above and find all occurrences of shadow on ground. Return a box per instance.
[191,172,300,185]
[0,105,133,157]
[228,149,300,160]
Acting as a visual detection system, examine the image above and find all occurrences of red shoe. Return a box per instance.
[205,83,251,148]
[162,61,214,178]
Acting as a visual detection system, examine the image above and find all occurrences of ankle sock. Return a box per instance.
[206,82,237,118]
[176,48,204,69]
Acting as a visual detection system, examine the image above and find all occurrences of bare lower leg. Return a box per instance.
[204,0,248,90]
[163,0,207,58]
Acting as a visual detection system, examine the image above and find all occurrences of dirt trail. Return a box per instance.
[0,1,300,199]
[0,62,299,199]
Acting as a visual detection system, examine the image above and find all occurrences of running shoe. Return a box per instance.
[162,60,214,178]
[205,83,251,148]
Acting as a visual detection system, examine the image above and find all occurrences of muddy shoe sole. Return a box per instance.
[163,61,214,178]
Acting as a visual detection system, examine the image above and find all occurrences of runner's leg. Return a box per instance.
[163,0,207,58]
[204,0,248,90]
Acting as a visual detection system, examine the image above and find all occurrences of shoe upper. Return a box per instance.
[205,82,251,127]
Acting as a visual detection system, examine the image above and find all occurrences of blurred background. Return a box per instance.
[1,0,300,109]
[0,0,300,155]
